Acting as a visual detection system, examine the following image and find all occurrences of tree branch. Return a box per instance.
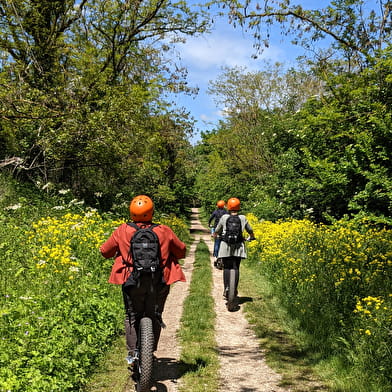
[243,9,362,53]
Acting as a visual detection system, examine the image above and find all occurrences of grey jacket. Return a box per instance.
[215,213,254,259]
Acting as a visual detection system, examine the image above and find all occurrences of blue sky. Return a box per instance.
[169,1,331,144]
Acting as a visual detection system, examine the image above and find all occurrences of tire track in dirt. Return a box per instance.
[124,208,290,392]
[204,218,290,392]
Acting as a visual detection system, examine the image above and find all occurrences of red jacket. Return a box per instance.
[100,222,186,285]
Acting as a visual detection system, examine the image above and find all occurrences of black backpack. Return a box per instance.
[223,215,243,245]
[127,223,161,275]
[214,209,227,227]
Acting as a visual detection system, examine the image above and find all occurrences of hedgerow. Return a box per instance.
[0,198,189,391]
[246,214,392,389]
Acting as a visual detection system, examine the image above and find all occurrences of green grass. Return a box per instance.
[178,240,219,392]
[0,173,193,392]
[244,216,392,392]
[239,260,331,392]
[83,334,129,392]
[240,259,392,392]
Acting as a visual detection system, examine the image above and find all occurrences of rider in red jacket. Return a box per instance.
[100,195,186,365]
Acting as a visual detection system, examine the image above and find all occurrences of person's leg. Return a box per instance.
[233,257,241,296]
[140,274,170,352]
[222,257,231,298]
[222,256,241,297]
[122,282,146,358]
[213,238,220,258]
[123,289,136,354]
[214,238,223,269]
[124,275,170,356]
[153,283,170,351]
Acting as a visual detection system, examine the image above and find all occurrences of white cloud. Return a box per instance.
[170,18,292,140]
[175,16,286,88]
[200,113,211,121]
[179,32,283,73]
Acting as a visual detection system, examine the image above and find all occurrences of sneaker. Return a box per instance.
[125,352,135,365]
[125,349,139,366]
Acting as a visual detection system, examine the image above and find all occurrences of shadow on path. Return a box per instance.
[152,356,208,391]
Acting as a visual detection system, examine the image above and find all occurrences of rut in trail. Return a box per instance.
[205,212,289,392]
[123,208,289,392]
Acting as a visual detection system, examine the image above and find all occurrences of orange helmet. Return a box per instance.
[227,197,240,211]
[129,195,154,222]
[216,200,225,208]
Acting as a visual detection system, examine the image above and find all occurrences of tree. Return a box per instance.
[196,44,392,223]
[195,62,320,213]
[218,0,391,69]
[295,46,392,222]
[192,1,392,222]
[0,0,209,212]
[208,62,324,114]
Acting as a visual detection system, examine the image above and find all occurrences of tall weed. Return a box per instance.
[246,214,392,390]
[0,209,124,391]
[0,185,190,392]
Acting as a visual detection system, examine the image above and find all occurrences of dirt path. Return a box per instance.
[124,208,290,392]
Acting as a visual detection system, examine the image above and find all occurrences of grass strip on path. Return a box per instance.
[178,239,219,392]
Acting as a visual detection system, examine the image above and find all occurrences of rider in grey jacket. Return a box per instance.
[214,197,255,302]
[215,213,253,259]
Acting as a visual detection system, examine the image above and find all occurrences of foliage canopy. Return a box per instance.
[0,0,209,214]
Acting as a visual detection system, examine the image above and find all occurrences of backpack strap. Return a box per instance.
[127,222,140,230]
[124,222,139,265]
[126,222,159,230]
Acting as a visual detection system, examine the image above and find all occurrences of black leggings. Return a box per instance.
[222,256,242,295]
[122,275,170,353]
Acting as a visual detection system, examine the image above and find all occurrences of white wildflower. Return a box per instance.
[41,182,53,190]
[5,203,22,210]
[68,199,85,206]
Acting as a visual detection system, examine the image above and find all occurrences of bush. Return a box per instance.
[246,214,392,389]
[0,210,124,391]
[0,181,191,391]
